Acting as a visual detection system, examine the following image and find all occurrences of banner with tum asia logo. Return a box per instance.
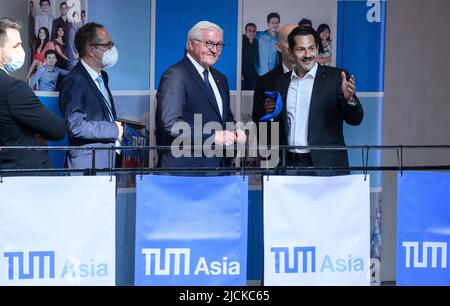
[397,172,450,286]
[135,175,248,286]
[0,177,116,285]
[264,175,370,285]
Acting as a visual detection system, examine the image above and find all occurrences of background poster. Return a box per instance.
[27,0,88,91]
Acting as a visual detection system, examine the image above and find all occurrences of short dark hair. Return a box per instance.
[74,22,104,58]
[245,23,256,32]
[267,12,280,24]
[298,18,312,28]
[40,0,50,6]
[288,26,320,50]
[0,17,22,48]
[45,49,56,58]
[60,2,67,8]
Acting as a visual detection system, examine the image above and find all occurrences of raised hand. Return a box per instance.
[341,71,356,101]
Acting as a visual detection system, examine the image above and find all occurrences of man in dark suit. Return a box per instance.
[276,26,363,176]
[252,23,297,146]
[60,22,123,170]
[156,21,246,168]
[0,17,65,171]
[51,2,71,43]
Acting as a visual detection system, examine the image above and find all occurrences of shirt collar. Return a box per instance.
[291,62,318,80]
[265,30,278,38]
[187,53,210,75]
[44,64,56,72]
[81,59,101,82]
[282,63,292,74]
[38,11,49,17]
[0,66,9,75]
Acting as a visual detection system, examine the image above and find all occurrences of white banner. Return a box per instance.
[263,175,370,286]
[0,176,116,285]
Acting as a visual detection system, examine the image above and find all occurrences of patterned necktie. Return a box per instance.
[96,75,114,122]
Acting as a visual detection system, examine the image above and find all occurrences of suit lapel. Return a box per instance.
[183,57,222,120]
[77,63,114,121]
[211,68,226,123]
[101,71,117,120]
[308,64,326,132]
[279,71,292,138]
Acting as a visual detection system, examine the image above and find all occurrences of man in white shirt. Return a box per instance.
[34,0,54,38]
[276,26,363,176]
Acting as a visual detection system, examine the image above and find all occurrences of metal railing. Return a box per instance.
[1,145,449,177]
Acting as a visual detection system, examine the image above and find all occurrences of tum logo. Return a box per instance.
[4,251,55,280]
[142,248,190,276]
[271,247,316,273]
[402,242,447,268]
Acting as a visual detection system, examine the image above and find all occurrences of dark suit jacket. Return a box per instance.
[252,64,284,146]
[252,65,284,124]
[156,56,234,168]
[276,64,364,175]
[59,62,119,169]
[0,69,65,169]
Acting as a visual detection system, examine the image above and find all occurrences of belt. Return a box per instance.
[287,152,312,161]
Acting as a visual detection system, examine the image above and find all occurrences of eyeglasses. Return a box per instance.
[91,41,115,50]
[193,39,225,51]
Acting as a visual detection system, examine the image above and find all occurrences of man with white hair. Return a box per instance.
[156,21,246,168]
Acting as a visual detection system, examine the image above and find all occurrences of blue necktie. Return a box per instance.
[203,69,223,117]
[96,75,114,122]
[203,69,216,100]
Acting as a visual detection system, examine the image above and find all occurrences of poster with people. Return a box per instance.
[27,0,87,91]
[241,0,337,91]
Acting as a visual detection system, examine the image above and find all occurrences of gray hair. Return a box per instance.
[186,21,223,50]
[0,17,22,48]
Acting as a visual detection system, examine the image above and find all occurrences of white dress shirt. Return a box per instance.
[187,53,223,117]
[286,63,318,153]
[81,59,102,90]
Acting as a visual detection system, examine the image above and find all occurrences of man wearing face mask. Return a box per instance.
[59,22,123,170]
[0,17,65,171]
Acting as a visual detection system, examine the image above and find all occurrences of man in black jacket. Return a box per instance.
[276,26,363,176]
[0,17,65,170]
[252,23,297,160]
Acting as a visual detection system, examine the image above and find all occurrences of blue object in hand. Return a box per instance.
[259,91,283,121]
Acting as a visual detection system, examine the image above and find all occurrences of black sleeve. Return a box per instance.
[337,69,364,126]
[7,79,66,140]
[252,77,266,123]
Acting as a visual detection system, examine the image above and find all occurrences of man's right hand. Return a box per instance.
[214,130,236,146]
[115,121,124,141]
[264,98,276,113]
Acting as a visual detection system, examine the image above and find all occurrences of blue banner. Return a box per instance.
[135,175,248,285]
[155,0,238,90]
[397,172,450,285]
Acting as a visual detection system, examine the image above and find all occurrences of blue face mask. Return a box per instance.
[0,48,25,72]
